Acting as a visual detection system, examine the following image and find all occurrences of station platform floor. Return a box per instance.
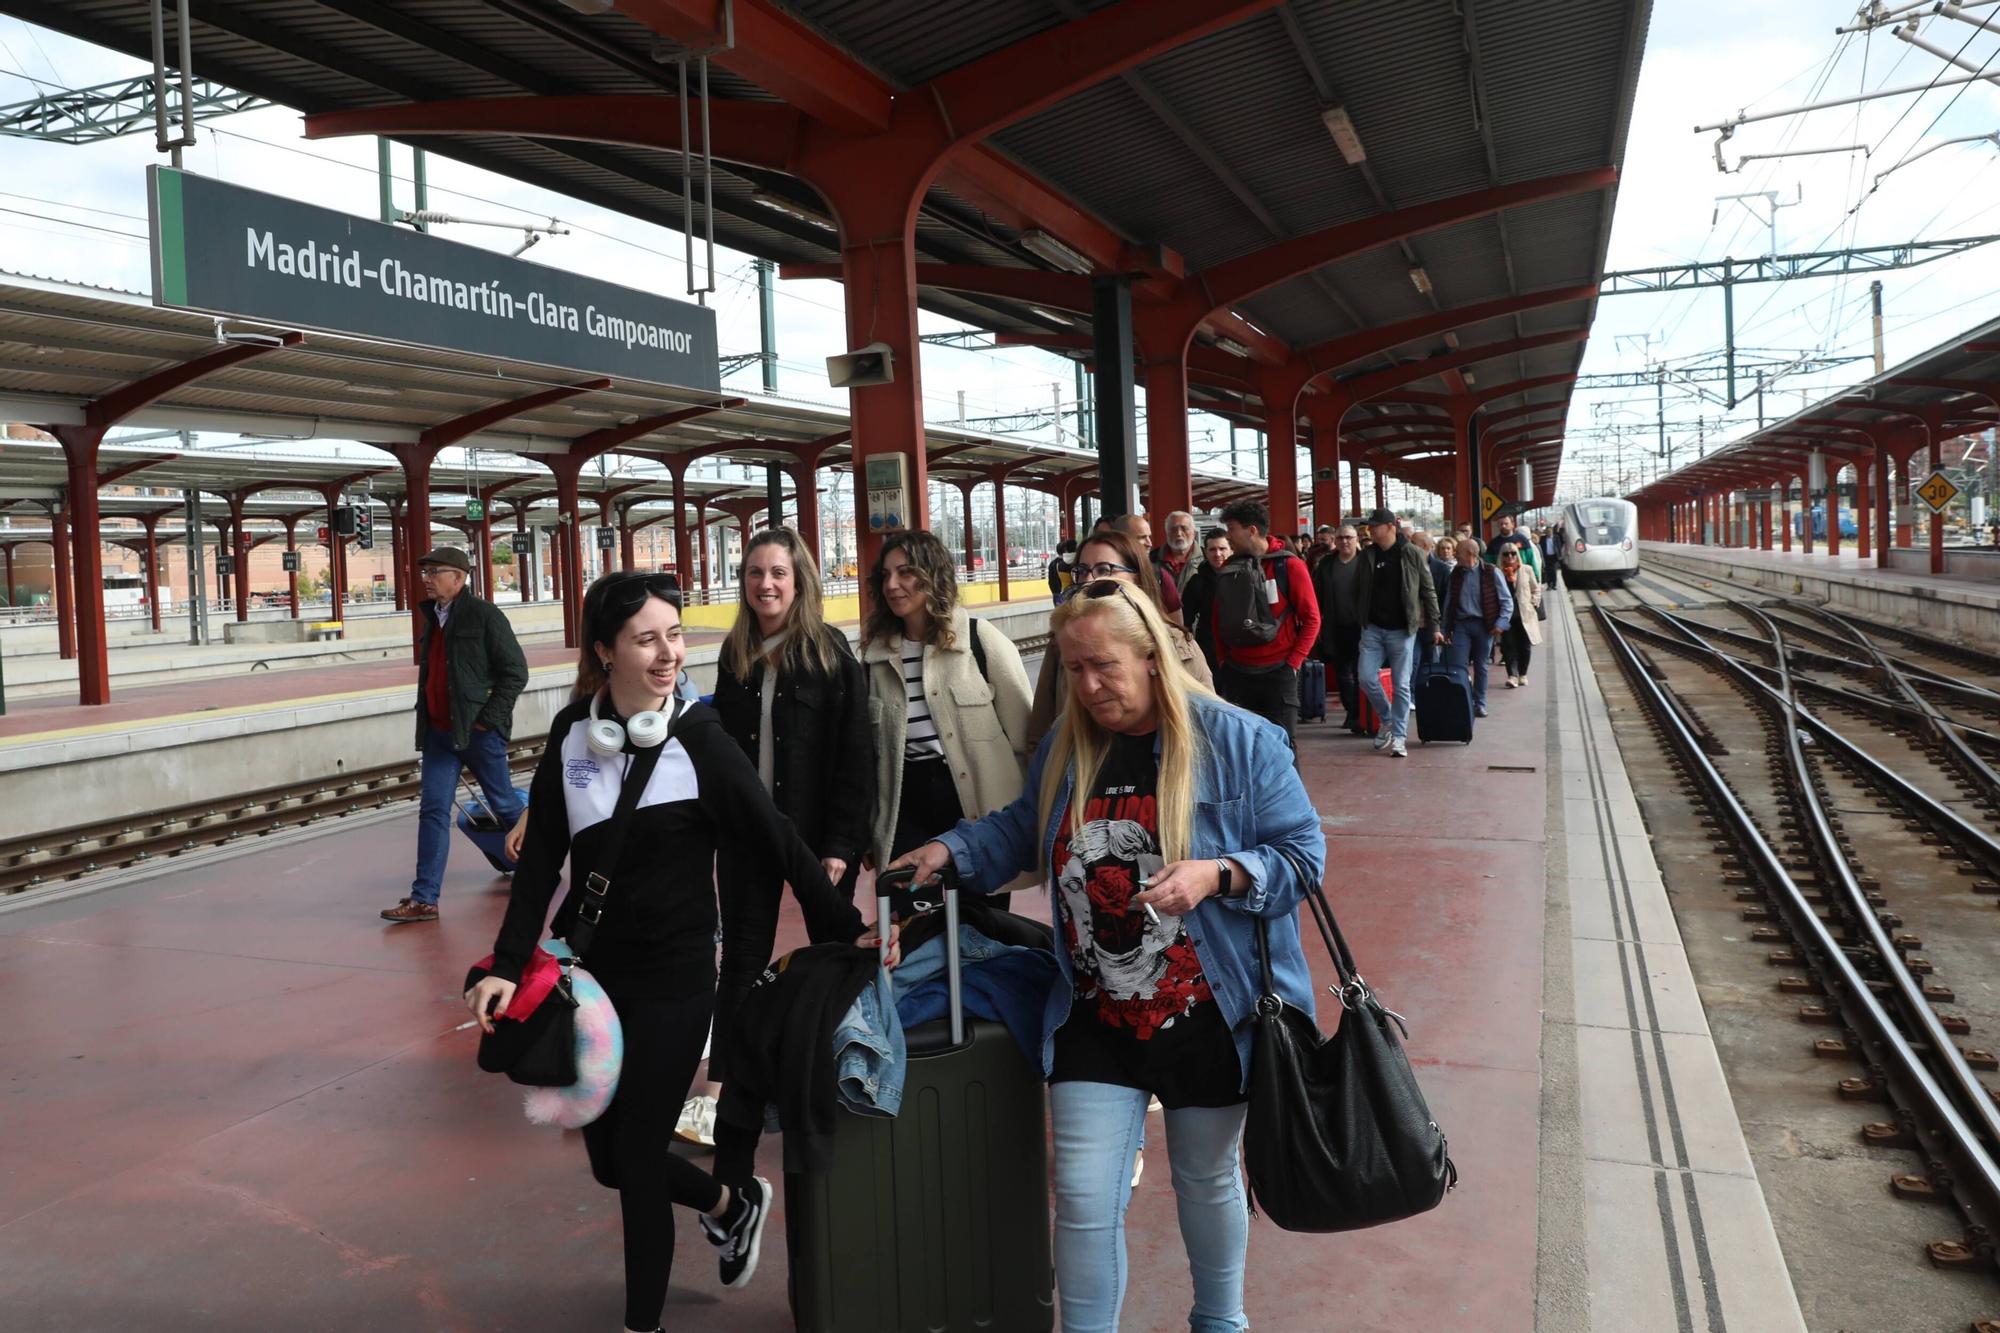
[1639,540,2000,608]
[0,599,1808,1331]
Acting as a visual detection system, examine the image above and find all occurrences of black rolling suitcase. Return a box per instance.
[786,868,1055,1332]
[1298,658,1328,722]
[453,775,528,874]
[1414,660,1475,744]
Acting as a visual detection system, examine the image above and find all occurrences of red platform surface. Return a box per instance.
[0,676,1547,1331]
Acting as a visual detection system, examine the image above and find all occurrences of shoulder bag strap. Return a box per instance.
[967,616,991,685]
[567,698,681,964]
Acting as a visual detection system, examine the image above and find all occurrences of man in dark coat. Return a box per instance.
[384,546,530,923]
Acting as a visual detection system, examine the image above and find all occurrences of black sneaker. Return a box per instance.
[715,1175,770,1289]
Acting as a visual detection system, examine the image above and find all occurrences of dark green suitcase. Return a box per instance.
[785,875,1055,1332]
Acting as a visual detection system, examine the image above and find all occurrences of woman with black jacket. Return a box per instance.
[711,526,873,905]
[465,571,888,1333]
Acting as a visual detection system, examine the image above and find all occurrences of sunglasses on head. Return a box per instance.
[1069,577,1146,609]
[597,572,682,611]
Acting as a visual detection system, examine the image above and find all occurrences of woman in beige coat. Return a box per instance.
[1498,545,1542,688]
[861,529,1034,905]
[1026,528,1212,751]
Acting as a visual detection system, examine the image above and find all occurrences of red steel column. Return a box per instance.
[141,515,163,632]
[1781,486,1793,552]
[694,502,712,597]
[478,512,497,598]
[548,459,586,647]
[228,495,252,623]
[1142,358,1194,533]
[668,464,694,589]
[56,437,109,702]
[50,501,76,661]
[389,444,441,656]
[826,192,928,581]
[3,543,15,606]
[1305,408,1342,529]
[991,474,1010,603]
[619,504,637,572]
[1826,469,1842,557]
[1875,442,1893,570]
[548,520,566,624]
[958,482,977,577]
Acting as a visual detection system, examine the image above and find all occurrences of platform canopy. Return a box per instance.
[5,0,1652,527]
[1625,311,2000,570]
[0,271,1259,513]
[1630,314,2000,505]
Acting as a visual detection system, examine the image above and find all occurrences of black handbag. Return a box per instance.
[464,708,673,1087]
[1244,872,1457,1233]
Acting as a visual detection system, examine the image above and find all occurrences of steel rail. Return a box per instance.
[1800,604,2000,804]
[1617,607,2000,884]
[1588,596,2000,1261]
[0,741,540,896]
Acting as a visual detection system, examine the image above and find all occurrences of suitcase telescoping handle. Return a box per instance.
[874,863,965,1047]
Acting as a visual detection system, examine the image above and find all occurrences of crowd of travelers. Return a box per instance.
[398,500,1544,1331]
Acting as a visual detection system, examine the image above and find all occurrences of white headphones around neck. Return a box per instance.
[587,689,676,757]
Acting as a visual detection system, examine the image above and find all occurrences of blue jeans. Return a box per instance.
[1049,1081,1250,1333]
[1448,625,1496,709]
[1356,624,1416,740]
[413,725,524,904]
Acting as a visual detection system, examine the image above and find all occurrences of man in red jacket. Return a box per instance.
[1209,499,1322,752]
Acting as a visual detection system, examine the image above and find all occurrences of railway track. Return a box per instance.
[0,740,541,898]
[1580,581,2000,1301]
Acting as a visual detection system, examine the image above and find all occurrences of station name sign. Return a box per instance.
[147,167,719,393]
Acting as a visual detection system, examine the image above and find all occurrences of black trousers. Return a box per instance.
[1323,623,1362,724]
[1501,622,1534,679]
[1217,662,1299,752]
[888,754,1008,909]
[584,979,727,1331]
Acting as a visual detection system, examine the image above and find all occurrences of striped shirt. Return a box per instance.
[901,639,944,761]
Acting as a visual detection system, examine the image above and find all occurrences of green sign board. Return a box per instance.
[147,167,720,393]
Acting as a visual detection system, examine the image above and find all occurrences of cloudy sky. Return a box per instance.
[3,3,1999,506]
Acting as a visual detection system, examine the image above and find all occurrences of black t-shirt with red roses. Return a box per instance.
[1048,729,1243,1108]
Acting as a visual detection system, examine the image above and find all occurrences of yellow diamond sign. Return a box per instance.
[1917,470,1959,514]
[1480,485,1505,521]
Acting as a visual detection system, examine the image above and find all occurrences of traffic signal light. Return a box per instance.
[355,506,375,551]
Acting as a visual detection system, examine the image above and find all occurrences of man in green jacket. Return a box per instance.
[382,547,530,924]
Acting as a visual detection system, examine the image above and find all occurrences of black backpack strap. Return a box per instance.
[566,698,680,963]
[967,616,990,685]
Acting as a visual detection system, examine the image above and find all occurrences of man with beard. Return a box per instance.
[1152,510,1200,599]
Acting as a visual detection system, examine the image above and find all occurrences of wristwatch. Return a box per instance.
[1214,858,1233,897]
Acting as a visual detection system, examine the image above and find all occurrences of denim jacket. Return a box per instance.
[937,693,1326,1090]
[893,924,1061,1067]
[831,966,906,1117]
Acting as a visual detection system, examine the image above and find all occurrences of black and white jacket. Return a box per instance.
[489,697,866,997]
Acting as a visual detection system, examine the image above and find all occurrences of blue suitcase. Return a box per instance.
[1298,658,1328,722]
[455,777,529,874]
[1414,661,1475,744]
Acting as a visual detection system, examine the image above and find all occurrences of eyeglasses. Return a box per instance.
[1078,561,1137,579]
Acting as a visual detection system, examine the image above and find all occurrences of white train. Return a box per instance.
[1557,497,1639,586]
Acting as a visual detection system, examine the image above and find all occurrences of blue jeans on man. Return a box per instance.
[1448,625,1496,711]
[412,725,524,905]
[1356,623,1416,740]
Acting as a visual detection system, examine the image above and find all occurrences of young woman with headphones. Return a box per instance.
[465,571,894,1333]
